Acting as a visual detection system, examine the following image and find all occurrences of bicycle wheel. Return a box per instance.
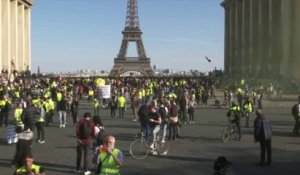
[222,126,230,143]
[130,139,150,159]
[156,141,170,156]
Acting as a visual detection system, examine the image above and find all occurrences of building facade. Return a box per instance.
[1,0,33,74]
[221,0,300,80]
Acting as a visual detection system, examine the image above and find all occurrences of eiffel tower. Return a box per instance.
[110,0,154,77]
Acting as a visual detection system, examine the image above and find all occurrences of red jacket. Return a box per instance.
[76,118,95,145]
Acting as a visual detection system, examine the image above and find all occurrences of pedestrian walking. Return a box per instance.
[57,93,68,128]
[71,97,79,125]
[35,101,46,144]
[117,94,126,118]
[254,109,272,166]
[291,95,300,135]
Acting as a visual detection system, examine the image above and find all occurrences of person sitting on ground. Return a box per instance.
[213,156,232,175]
[14,155,46,175]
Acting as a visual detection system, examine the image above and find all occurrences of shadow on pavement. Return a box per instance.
[159,155,211,163]
[181,136,221,143]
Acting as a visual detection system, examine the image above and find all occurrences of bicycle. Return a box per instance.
[129,132,170,159]
[221,122,240,143]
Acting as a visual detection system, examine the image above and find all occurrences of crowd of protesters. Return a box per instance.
[0,69,299,174]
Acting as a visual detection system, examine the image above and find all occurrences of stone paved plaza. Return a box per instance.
[0,94,300,175]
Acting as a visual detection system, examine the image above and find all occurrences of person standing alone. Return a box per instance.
[35,101,46,144]
[96,135,124,175]
[291,95,300,135]
[75,112,95,175]
[117,94,126,119]
[254,109,272,166]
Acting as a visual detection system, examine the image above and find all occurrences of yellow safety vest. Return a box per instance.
[16,164,41,174]
[99,149,121,175]
[89,90,94,96]
[244,102,253,112]
[49,99,55,110]
[32,99,40,105]
[57,93,62,102]
[15,108,23,125]
[44,101,50,113]
[44,90,51,98]
[94,99,100,108]
[118,97,126,108]
[0,100,5,108]
[15,91,20,98]
[145,89,150,96]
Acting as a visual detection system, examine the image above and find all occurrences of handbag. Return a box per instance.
[95,154,110,174]
[169,116,178,124]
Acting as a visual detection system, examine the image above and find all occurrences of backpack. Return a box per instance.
[96,126,107,146]
[291,104,300,117]
[226,110,236,122]
[79,120,91,139]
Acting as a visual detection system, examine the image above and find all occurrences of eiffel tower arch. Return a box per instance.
[110,0,154,77]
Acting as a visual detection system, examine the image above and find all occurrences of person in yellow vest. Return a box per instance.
[227,102,243,141]
[14,87,21,103]
[47,97,55,125]
[43,98,51,126]
[0,95,11,127]
[141,88,146,105]
[243,96,254,128]
[96,135,124,175]
[117,95,126,119]
[93,97,100,116]
[145,87,151,104]
[56,91,63,112]
[88,88,94,103]
[15,102,24,133]
[14,155,46,175]
[35,100,46,144]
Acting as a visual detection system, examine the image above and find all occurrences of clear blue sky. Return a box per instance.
[31,0,224,73]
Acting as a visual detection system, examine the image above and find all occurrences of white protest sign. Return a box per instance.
[99,85,111,99]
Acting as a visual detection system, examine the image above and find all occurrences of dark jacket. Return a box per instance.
[57,99,67,111]
[22,106,39,131]
[138,104,149,121]
[291,103,300,118]
[254,114,272,141]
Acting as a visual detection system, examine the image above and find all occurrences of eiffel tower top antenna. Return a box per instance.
[125,0,140,30]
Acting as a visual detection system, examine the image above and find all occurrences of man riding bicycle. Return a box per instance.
[148,100,162,153]
[226,102,243,141]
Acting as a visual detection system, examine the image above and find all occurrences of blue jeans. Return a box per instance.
[140,120,151,141]
[59,111,67,126]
